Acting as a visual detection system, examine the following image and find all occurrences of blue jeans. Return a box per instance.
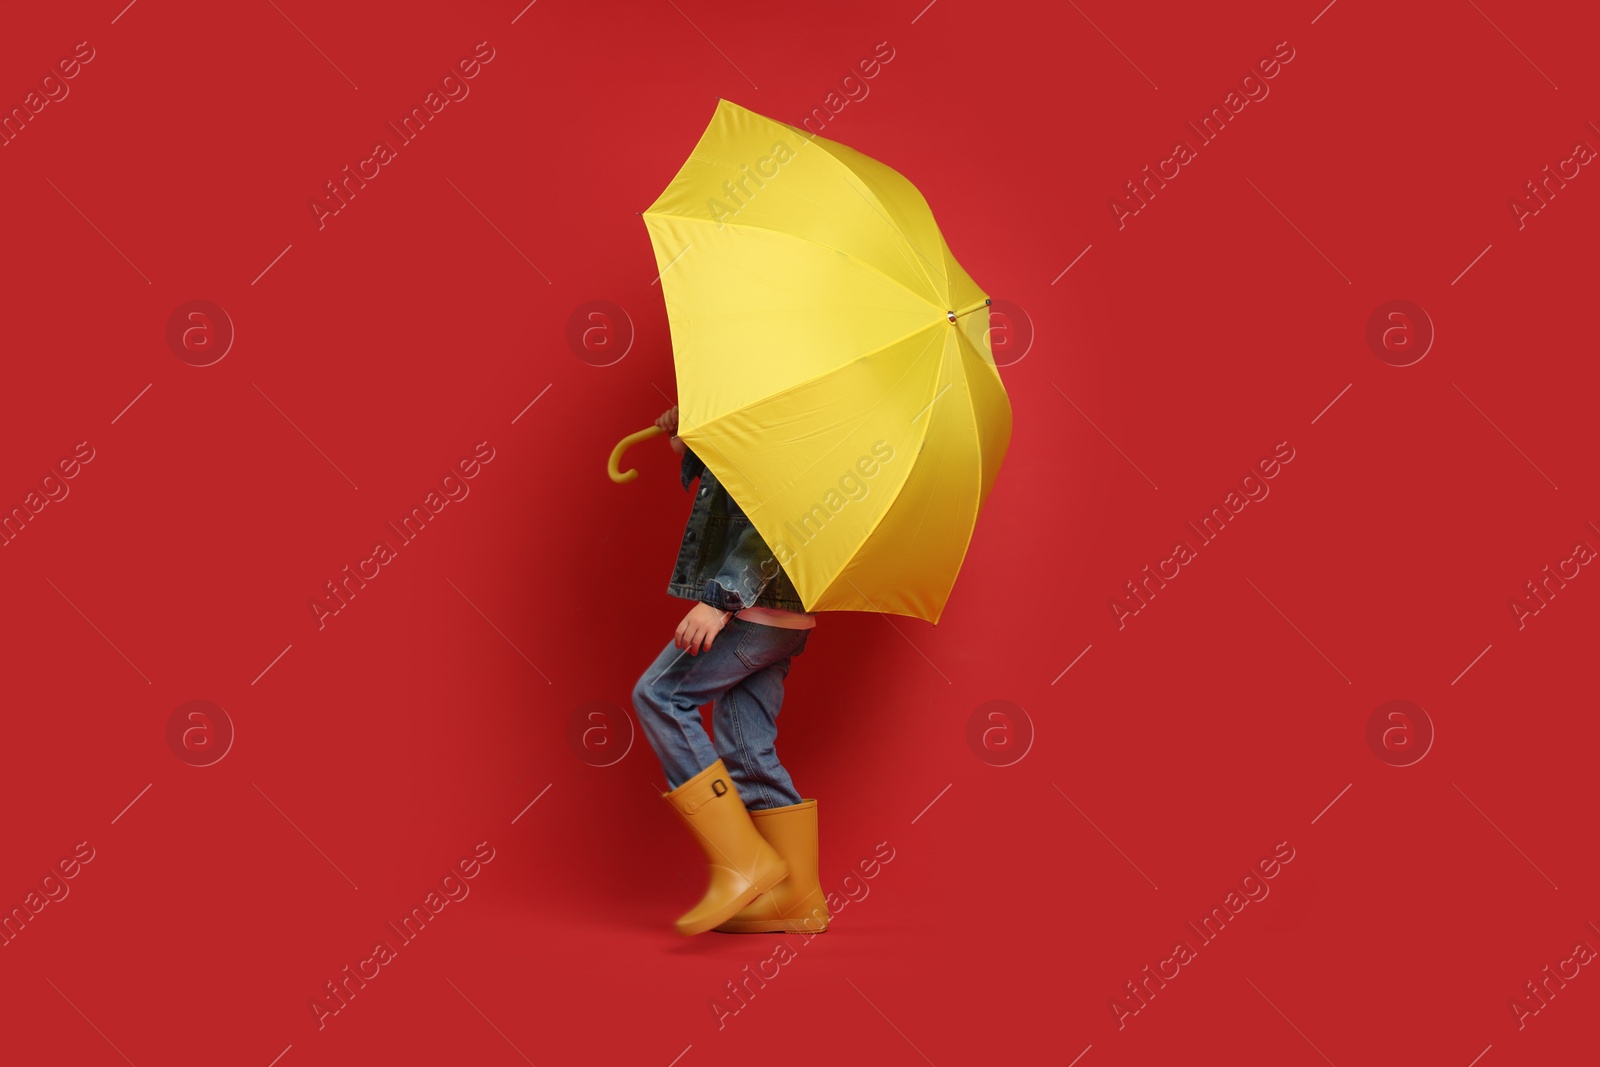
[632,617,810,810]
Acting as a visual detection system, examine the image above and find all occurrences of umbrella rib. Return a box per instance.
[687,319,947,490]
[644,210,948,315]
[892,340,952,553]
[951,325,999,506]
[786,130,951,297]
[817,329,985,620]
[828,158,950,298]
[952,332,991,561]
[692,323,944,604]
[867,336,962,609]
[655,124,952,298]
[793,327,948,600]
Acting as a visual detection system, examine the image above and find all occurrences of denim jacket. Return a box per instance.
[667,446,809,614]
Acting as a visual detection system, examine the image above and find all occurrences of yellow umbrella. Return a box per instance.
[629,98,1011,624]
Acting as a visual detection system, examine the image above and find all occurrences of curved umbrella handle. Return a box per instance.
[608,425,666,483]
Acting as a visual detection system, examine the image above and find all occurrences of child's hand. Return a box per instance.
[675,601,730,655]
[656,405,686,455]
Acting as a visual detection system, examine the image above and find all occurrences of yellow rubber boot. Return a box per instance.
[714,799,830,934]
[664,760,790,936]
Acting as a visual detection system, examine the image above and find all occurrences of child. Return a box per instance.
[631,405,829,936]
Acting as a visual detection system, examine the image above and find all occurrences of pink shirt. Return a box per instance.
[734,606,817,629]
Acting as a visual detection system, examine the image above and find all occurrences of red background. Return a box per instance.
[3,1,1597,1064]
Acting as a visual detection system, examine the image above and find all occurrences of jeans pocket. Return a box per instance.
[734,620,802,671]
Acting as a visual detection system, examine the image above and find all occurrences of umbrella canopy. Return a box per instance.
[641,99,1011,624]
